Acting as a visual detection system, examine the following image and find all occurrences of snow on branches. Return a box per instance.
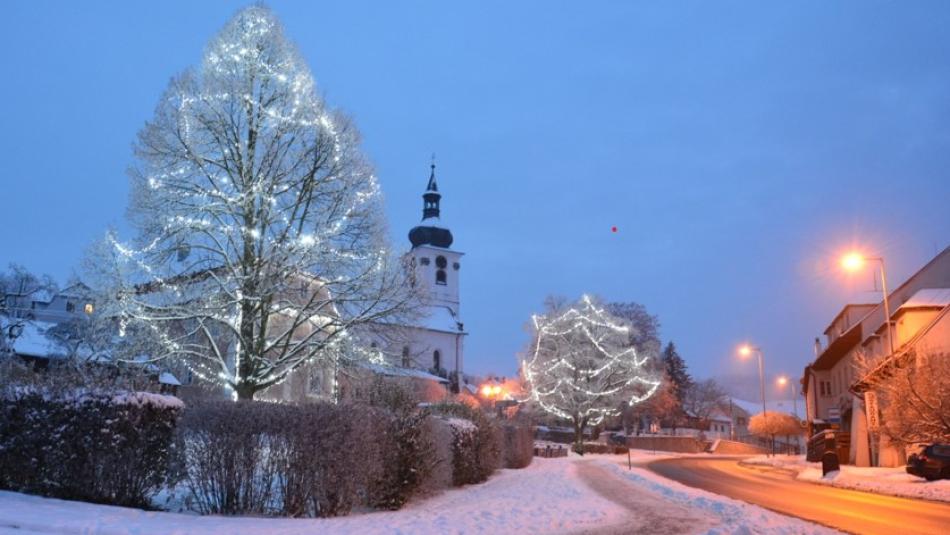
[100,6,417,400]
[524,295,661,447]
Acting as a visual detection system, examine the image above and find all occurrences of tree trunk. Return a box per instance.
[236,384,256,400]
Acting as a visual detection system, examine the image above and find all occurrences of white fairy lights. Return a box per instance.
[524,295,661,427]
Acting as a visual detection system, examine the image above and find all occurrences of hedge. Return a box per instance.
[0,388,183,507]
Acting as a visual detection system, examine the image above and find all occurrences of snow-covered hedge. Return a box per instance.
[501,424,534,468]
[179,400,437,517]
[0,388,182,507]
[430,403,502,486]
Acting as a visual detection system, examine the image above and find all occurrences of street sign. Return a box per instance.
[865,392,880,430]
[827,407,841,423]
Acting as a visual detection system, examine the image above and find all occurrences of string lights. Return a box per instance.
[524,295,661,427]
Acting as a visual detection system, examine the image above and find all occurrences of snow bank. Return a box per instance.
[596,459,840,535]
[0,459,628,535]
[743,455,950,503]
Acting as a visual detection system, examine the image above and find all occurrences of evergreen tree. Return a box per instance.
[661,342,692,405]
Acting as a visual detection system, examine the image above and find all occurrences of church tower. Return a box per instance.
[407,161,466,389]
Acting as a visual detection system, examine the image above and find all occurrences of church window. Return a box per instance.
[433,350,441,370]
[436,255,447,268]
[436,269,447,285]
[453,262,460,270]
[420,257,430,266]
[402,346,411,367]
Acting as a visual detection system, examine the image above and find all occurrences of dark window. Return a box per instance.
[420,257,430,266]
[435,255,447,269]
[65,301,75,312]
[453,262,460,270]
[402,346,411,367]
[433,350,441,370]
[436,269,447,285]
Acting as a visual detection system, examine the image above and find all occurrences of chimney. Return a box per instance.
[814,337,822,357]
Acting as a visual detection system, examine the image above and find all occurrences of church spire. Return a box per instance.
[422,159,441,220]
[409,158,453,249]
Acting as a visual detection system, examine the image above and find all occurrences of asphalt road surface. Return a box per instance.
[647,457,950,535]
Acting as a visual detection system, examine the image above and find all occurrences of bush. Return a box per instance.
[430,403,501,486]
[0,388,182,507]
[180,401,383,517]
[370,409,437,509]
[501,424,534,469]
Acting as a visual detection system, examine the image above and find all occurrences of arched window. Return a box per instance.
[436,269,447,285]
[433,350,441,370]
[402,346,411,368]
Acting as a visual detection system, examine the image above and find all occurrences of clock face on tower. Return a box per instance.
[436,256,447,269]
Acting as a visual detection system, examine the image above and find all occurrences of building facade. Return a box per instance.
[802,247,950,466]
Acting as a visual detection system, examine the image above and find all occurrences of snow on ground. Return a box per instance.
[743,454,950,503]
[0,453,839,535]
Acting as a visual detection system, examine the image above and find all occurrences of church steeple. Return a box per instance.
[409,159,453,249]
[422,162,441,220]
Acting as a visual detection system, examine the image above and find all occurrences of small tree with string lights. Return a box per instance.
[523,295,661,454]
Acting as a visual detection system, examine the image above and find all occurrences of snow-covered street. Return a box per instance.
[0,452,839,535]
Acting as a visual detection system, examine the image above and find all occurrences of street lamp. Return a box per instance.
[776,375,798,417]
[739,344,767,418]
[841,252,894,356]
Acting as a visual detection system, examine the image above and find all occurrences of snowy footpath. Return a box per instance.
[742,454,950,503]
[0,451,839,535]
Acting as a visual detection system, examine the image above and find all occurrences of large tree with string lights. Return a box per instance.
[99,6,416,400]
[523,295,661,453]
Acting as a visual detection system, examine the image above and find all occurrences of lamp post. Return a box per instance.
[776,375,797,417]
[739,344,767,418]
[841,253,893,356]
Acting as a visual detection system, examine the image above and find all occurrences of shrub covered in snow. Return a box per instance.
[430,403,502,486]
[0,388,182,507]
[500,424,534,469]
[370,409,437,509]
[180,401,384,517]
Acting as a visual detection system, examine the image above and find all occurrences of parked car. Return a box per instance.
[906,444,950,481]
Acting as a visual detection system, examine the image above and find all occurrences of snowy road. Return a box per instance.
[647,457,950,535]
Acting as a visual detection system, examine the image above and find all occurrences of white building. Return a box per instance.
[368,163,467,391]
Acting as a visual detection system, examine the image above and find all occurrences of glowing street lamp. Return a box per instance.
[776,375,798,417]
[738,344,767,418]
[840,251,894,356]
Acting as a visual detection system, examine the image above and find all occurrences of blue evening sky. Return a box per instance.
[2,1,949,388]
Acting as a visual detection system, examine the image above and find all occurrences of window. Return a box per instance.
[433,350,441,370]
[436,269,447,285]
[65,301,75,312]
[402,346,411,368]
[420,257,430,266]
[83,303,94,315]
[435,256,447,269]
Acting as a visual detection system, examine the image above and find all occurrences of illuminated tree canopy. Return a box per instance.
[99,6,416,400]
[524,295,661,451]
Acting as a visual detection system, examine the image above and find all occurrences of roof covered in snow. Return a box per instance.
[419,306,464,334]
[361,362,450,384]
[10,321,59,358]
[896,288,950,312]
